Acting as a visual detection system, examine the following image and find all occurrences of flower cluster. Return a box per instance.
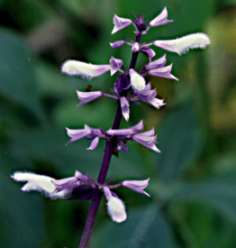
[12,7,210,228]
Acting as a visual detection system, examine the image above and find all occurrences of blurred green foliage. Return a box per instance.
[0,0,236,247]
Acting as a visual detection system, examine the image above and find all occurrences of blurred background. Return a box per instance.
[0,0,236,247]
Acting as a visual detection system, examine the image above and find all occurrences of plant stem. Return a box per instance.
[78,32,142,248]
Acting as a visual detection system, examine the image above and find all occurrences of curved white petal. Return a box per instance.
[129,69,146,91]
[12,172,56,193]
[61,60,111,79]
[153,33,210,55]
[107,196,127,223]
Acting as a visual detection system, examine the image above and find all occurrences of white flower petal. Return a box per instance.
[12,172,56,193]
[107,196,127,223]
[153,33,210,55]
[61,60,111,79]
[129,69,146,91]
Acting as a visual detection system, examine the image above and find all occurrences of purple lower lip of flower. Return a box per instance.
[132,130,160,153]
[107,121,144,137]
[66,125,105,145]
[76,91,103,105]
[87,137,100,151]
[145,54,167,70]
[149,7,173,28]
[140,45,156,60]
[110,40,126,49]
[111,15,132,34]
[121,178,150,197]
[148,64,179,81]
[66,126,92,143]
[110,57,123,76]
[120,96,130,121]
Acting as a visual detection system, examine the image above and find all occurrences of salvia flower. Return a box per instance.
[149,7,173,27]
[107,121,160,153]
[11,171,97,200]
[66,125,105,150]
[153,33,210,55]
[111,15,132,34]
[12,171,149,223]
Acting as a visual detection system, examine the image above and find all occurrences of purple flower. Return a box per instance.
[120,96,130,121]
[149,7,173,27]
[107,121,144,137]
[11,171,97,200]
[110,57,123,75]
[140,45,156,60]
[148,64,178,81]
[133,129,160,153]
[122,178,150,196]
[111,15,132,34]
[110,40,126,49]
[76,91,103,105]
[66,125,105,150]
[108,121,160,153]
[153,33,211,55]
[103,186,127,223]
[145,54,167,70]
[133,83,165,109]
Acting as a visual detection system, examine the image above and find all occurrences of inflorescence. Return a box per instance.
[12,7,210,247]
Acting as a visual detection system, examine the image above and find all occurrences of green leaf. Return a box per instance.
[0,172,45,248]
[156,103,203,181]
[0,30,44,118]
[159,179,236,223]
[92,205,177,248]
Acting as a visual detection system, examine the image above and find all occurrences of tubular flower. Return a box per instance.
[111,15,132,34]
[66,125,105,150]
[153,33,210,55]
[121,178,150,197]
[11,171,97,200]
[149,7,173,27]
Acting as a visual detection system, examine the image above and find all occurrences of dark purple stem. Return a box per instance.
[78,31,142,248]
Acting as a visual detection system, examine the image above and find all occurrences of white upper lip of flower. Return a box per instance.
[11,172,56,193]
[129,69,146,91]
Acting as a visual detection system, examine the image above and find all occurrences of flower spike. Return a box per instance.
[122,178,150,197]
[153,33,210,55]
